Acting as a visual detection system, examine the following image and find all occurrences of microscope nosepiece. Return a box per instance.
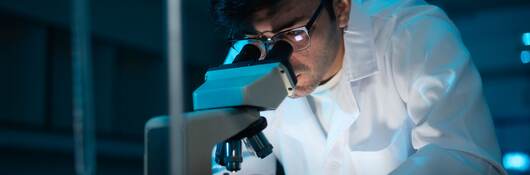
[223,140,243,172]
[246,132,273,158]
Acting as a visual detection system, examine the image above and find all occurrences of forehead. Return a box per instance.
[242,0,319,35]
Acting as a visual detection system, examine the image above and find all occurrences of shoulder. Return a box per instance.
[380,4,470,102]
[390,4,459,40]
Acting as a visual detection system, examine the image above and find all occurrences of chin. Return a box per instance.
[293,76,319,97]
[292,85,316,98]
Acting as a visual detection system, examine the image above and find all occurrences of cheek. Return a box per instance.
[290,52,315,73]
[304,46,331,73]
[310,33,340,69]
[288,33,338,76]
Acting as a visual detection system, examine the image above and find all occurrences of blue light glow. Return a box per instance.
[523,33,530,46]
[503,152,530,172]
[521,51,530,64]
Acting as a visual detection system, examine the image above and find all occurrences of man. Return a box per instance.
[211,0,506,174]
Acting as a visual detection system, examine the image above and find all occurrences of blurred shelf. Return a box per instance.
[0,128,143,159]
[494,116,530,128]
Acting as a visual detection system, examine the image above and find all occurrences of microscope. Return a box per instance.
[144,40,296,175]
[191,40,296,174]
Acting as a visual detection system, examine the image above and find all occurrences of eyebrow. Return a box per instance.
[242,14,307,38]
[271,15,307,33]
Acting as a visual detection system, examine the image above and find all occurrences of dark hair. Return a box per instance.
[210,0,335,37]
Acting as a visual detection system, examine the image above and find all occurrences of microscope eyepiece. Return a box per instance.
[266,40,293,60]
[233,44,262,63]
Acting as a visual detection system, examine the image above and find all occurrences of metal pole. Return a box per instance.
[167,0,185,174]
[72,0,96,174]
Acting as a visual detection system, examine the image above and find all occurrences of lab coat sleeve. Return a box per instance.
[388,6,506,175]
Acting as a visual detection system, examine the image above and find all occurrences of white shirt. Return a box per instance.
[213,0,506,174]
[307,67,344,134]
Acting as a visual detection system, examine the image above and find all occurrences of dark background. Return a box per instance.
[0,0,529,174]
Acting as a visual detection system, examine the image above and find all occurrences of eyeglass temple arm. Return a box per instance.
[305,0,325,31]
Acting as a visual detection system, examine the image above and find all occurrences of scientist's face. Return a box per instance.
[234,0,351,97]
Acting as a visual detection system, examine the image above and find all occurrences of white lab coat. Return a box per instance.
[212,0,506,174]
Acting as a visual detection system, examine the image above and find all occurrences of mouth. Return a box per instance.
[295,73,302,81]
[295,73,303,86]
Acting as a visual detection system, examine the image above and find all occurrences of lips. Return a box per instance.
[291,74,301,87]
[295,73,302,82]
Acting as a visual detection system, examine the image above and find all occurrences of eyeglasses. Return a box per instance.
[228,0,324,60]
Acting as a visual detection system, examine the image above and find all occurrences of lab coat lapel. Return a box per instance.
[278,97,328,173]
[280,97,325,139]
[325,86,359,153]
[322,74,361,175]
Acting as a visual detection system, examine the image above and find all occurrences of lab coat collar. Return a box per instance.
[342,1,380,82]
[322,72,360,160]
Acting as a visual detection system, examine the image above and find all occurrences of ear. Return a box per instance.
[333,0,351,29]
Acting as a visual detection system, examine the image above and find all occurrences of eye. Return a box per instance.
[273,28,310,51]
[284,30,307,42]
[294,34,304,42]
